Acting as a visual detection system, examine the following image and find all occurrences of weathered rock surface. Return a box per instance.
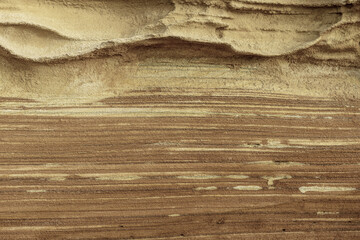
[0,1,359,240]
[0,0,359,100]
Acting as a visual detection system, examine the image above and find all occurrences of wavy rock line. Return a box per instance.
[0,0,358,62]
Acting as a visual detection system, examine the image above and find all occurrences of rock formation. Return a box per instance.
[0,0,359,101]
[1,1,360,239]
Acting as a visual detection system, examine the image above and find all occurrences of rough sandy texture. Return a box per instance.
[0,0,359,60]
[0,1,360,240]
[0,0,359,101]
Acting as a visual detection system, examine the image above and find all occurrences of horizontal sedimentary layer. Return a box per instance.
[0,0,359,63]
[1,90,359,239]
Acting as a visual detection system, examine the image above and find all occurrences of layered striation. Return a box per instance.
[1,3,360,239]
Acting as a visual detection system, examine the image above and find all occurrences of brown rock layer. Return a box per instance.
[0,1,359,239]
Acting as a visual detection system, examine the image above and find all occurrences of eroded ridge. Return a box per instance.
[0,0,358,61]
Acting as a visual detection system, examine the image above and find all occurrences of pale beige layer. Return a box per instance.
[0,0,359,61]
